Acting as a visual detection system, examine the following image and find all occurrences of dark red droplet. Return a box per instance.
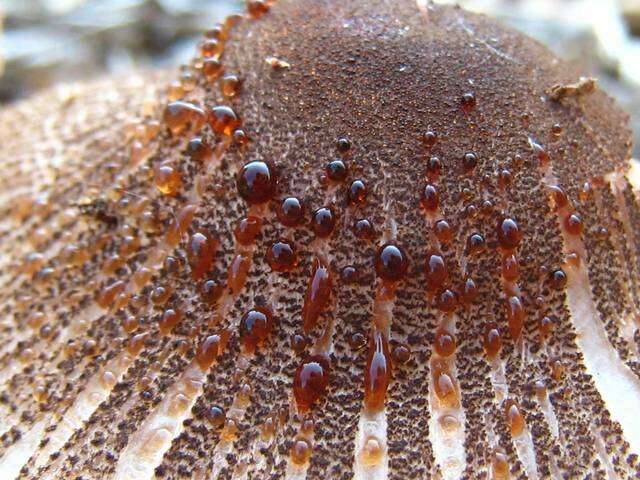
[354,218,375,240]
[497,218,522,250]
[348,179,367,205]
[375,243,409,282]
[234,216,262,245]
[311,207,336,238]
[325,159,348,182]
[461,92,476,110]
[239,306,274,352]
[336,137,351,153]
[187,231,218,280]
[425,253,448,292]
[462,152,478,172]
[364,330,392,412]
[422,184,439,212]
[208,105,241,136]
[426,156,442,180]
[237,161,276,204]
[266,239,298,272]
[422,131,437,148]
[467,233,486,254]
[302,257,332,333]
[293,355,330,412]
[277,197,305,227]
[435,288,458,312]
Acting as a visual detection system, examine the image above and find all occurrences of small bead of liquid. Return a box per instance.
[237,161,275,204]
[293,355,330,412]
[504,399,525,436]
[128,332,149,356]
[208,105,241,136]
[336,137,351,153]
[200,39,223,58]
[483,324,502,359]
[550,269,567,289]
[564,213,583,236]
[392,344,411,364]
[548,185,568,210]
[228,253,251,296]
[200,279,224,305]
[234,216,262,245]
[467,233,485,254]
[434,219,453,244]
[277,197,305,227]
[165,204,197,246]
[311,207,336,238]
[266,239,298,272]
[462,152,478,172]
[348,179,367,204]
[426,156,442,180]
[461,277,478,305]
[340,265,359,285]
[538,315,554,343]
[196,333,228,370]
[247,0,270,18]
[422,184,439,212]
[187,137,212,163]
[497,218,522,250]
[290,438,312,466]
[354,218,375,240]
[188,232,218,280]
[364,331,392,412]
[154,163,182,196]
[425,253,448,292]
[505,296,524,340]
[492,450,510,480]
[302,257,332,333]
[361,436,384,466]
[461,92,476,110]
[163,101,206,135]
[159,308,182,335]
[423,131,437,148]
[239,307,274,352]
[435,288,458,313]
[207,406,226,429]
[325,159,348,182]
[203,58,223,81]
[434,328,456,357]
[220,74,242,98]
[375,243,409,282]
[96,281,126,309]
[432,359,459,408]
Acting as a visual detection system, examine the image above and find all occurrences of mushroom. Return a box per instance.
[0,0,638,479]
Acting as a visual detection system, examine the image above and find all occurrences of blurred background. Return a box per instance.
[0,0,638,153]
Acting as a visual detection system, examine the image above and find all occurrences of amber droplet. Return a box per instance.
[564,213,583,236]
[290,438,312,466]
[483,324,502,359]
[434,328,456,357]
[207,406,226,429]
[302,257,332,333]
[348,179,367,204]
[497,218,522,250]
[505,296,524,340]
[163,101,206,135]
[435,288,458,313]
[531,139,550,165]
[432,359,459,407]
[504,399,525,436]
[200,279,224,305]
[188,232,218,280]
[96,281,126,309]
[200,39,223,58]
[247,0,270,18]
[422,131,437,148]
[461,92,476,110]
[325,159,348,182]
[462,152,478,172]
[391,344,411,364]
[340,265,359,285]
[549,185,568,210]
[228,253,251,296]
[154,163,182,196]
[150,285,173,305]
[277,197,305,227]
[311,207,337,238]
[220,74,242,98]
[549,268,567,289]
[266,239,298,272]
[237,161,275,204]
[159,308,182,335]
[336,137,351,153]
[122,315,138,333]
[425,253,448,292]
[492,449,510,480]
[293,355,330,412]
[539,315,554,343]
[196,332,229,370]
[234,216,262,245]
[127,332,149,356]
[426,156,442,180]
[364,331,392,412]
[187,137,212,164]
[375,243,409,282]
[239,307,274,352]
[501,254,520,282]
[354,218,375,240]
[292,334,308,355]
[467,233,485,254]
[421,184,440,212]
[434,219,453,244]
[208,105,241,136]
[203,58,223,81]
[165,204,197,246]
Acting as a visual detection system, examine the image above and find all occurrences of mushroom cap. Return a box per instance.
[0,1,638,479]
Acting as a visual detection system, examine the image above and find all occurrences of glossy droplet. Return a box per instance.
[239,307,274,352]
[165,204,197,246]
[150,285,172,305]
[435,288,458,313]
[504,399,525,436]
[207,406,226,429]
[336,137,351,153]
[196,332,228,370]
[311,207,336,238]
[187,137,212,163]
[340,265,359,285]
[228,253,251,296]
[128,332,149,356]
[200,279,224,305]
[467,233,485,254]
[505,296,524,340]
[154,164,182,196]
[247,0,270,18]
[461,92,476,110]
[159,308,182,335]
[203,58,223,81]
[434,328,456,357]
[564,213,583,236]
[237,161,276,204]
[422,131,437,148]
[163,101,206,135]
[549,268,567,289]
[434,219,453,244]
[375,243,409,282]
[325,159,348,182]
[293,355,330,412]
[497,218,522,250]
[266,239,298,272]
[432,359,459,408]
[462,152,478,172]
[425,253,448,292]
[549,185,568,210]
[200,39,223,58]
[348,179,367,204]
[234,216,262,245]
[461,277,478,305]
[391,344,411,364]
[277,197,305,227]
[538,315,555,343]
[492,450,510,480]
[290,438,312,466]
[208,106,241,136]
[188,232,218,280]
[426,156,442,180]
[96,281,126,309]
[364,330,392,412]
[354,218,375,240]
[421,184,439,212]
[483,324,502,359]
[302,257,332,333]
